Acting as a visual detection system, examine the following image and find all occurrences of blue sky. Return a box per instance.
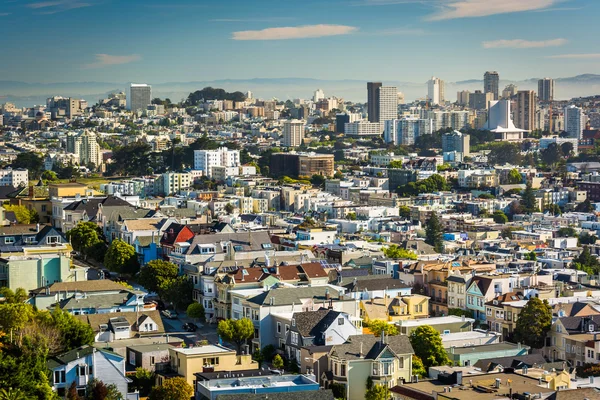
[1,0,599,83]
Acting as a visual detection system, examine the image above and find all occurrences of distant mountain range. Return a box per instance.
[2,74,600,108]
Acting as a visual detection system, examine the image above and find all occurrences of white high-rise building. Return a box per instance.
[66,130,102,166]
[0,168,28,187]
[282,119,305,147]
[379,86,398,123]
[384,118,433,145]
[564,105,586,139]
[126,83,152,112]
[194,147,240,177]
[313,89,325,103]
[427,77,445,105]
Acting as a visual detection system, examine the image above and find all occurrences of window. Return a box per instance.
[291,318,296,327]
[334,363,338,376]
[4,237,14,244]
[338,318,344,325]
[291,332,299,345]
[203,357,219,366]
[285,324,290,333]
[341,364,346,376]
[54,370,66,384]
[129,351,136,366]
[277,322,281,333]
[47,236,60,244]
[78,365,87,376]
[150,356,155,366]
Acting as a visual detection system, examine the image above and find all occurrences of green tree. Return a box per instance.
[186,303,205,323]
[161,276,193,310]
[487,142,522,165]
[148,377,193,400]
[425,212,443,253]
[507,168,523,184]
[66,382,81,400]
[48,307,94,351]
[520,182,539,213]
[383,244,417,260]
[0,287,28,304]
[557,227,577,238]
[334,170,343,179]
[3,204,38,224]
[524,251,537,261]
[575,198,594,213]
[540,143,562,167]
[367,320,399,336]
[261,344,276,362]
[412,355,427,378]
[224,203,235,215]
[514,297,552,349]
[365,384,388,400]
[10,152,44,179]
[492,210,508,224]
[388,160,403,169]
[310,174,326,186]
[104,239,139,275]
[579,232,598,245]
[41,170,57,181]
[399,205,411,219]
[545,204,562,216]
[409,325,451,370]
[66,222,103,259]
[346,212,357,221]
[85,379,123,400]
[447,308,474,319]
[252,349,264,365]
[133,368,154,396]
[138,260,179,295]
[0,387,32,400]
[217,318,254,354]
[272,354,284,370]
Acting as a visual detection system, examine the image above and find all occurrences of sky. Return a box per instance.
[1,0,600,84]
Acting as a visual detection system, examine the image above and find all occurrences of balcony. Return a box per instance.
[430,297,448,305]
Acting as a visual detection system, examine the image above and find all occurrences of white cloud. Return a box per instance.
[85,54,141,69]
[27,0,92,14]
[0,13,10,16]
[483,38,567,49]
[426,0,560,21]
[232,24,358,41]
[546,53,600,59]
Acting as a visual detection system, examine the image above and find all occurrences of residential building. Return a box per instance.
[538,78,555,101]
[367,82,382,123]
[427,76,444,105]
[564,105,586,139]
[76,311,164,342]
[127,83,151,112]
[156,172,193,196]
[484,71,499,100]
[539,136,578,156]
[0,168,28,187]
[549,315,600,366]
[66,130,102,166]
[442,130,470,156]
[283,119,305,147]
[162,343,258,387]
[195,374,322,400]
[469,90,493,110]
[379,86,398,123]
[384,118,433,145]
[325,334,414,400]
[345,120,382,137]
[360,294,429,323]
[396,316,474,336]
[457,90,470,106]
[126,343,171,373]
[515,90,536,131]
[194,147,240,177]
[502,84,518,99]
[48,345,134,399]
[298,153,335,177]
[446,342,529,368]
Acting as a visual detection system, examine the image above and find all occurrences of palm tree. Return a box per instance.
[0,388,31,400]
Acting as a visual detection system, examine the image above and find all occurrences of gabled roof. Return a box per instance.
[342,276,411,292]
[292,309,341,339]
[329,334,413,361]
[30,280,128,295]
[552,302,600,318]
[557,315,600,333]
[47,345,122,370]
[247,286,349,307]
[75,310,164,335]
[473,353,546,372]
[64,196,132,220]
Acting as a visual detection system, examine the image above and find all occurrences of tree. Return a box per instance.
[540,143,562,167]
[161,276,193,310]
[186,303,205,323]
[252,349,264,365]
[48,307,94,351]
[138,260,179,295]
[85,379,123,400]
[3,204,38,224]
[0,388,31,400]
[367,320,399,336]
[148,377,193,400]
[66,382,81,400]
[272,354,284,370]
[383,244,417,260]
[524,251,537,261]
[514,297,552,349]
[399,205,411,219]
[261,344,276,362]
[558,227,577,238]
[487,142,522,165]
[10,152,44,179]
[425,212,443,253]
[66,222,103,258]
[310,174,326,186]
[507,168,523,184]
[41,170,57,182]
[334,170,343,179]
[0,287,28,304]
[580,232,598,245]
[104,239,139,275]
[545,204,562,216]
[224,203,235,215]
[330,382,346,399]
[409,325,451,370]
[388,160,403,169]
[365,384,388,400]
[520,182,539,213]
[447,308,474,319]
[217,318,254,354]
[412,355,427,378]
[134,368,154,396]
[346,212,357,221]
[575,198,594,213]
[492,210,508,224]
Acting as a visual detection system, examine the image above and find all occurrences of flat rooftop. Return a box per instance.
[198,374,317,390]
[397,316,475,327]
[171,344,234,355]
[450,342,526,355]
[441,330,500,342]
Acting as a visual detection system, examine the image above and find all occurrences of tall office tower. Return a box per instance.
[457,90,471,106]
[379,86,398,123]
[367,82,382,122]
[515,90,536,131]
[538,78,555,102]
[313,89,325,102]
[126,83,152,111]
[502,84,518,99]
[427,77,445,105]
[564,105,586,139]
[282,119,305,147]
[484,71,500,100]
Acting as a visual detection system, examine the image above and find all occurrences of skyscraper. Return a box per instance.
[516,90,536,131]
[126,83,152,111]
[484,71,500,100]
[427,77,444,105]
[564,105,585,139]
[538,78,555,102]
[367,82,382,123]
[378,86,398,123]
[313,89,325,102]
[282,119,305,147]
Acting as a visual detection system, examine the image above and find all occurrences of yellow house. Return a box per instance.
[163,344,258,387]
[360,294,430,323]
[49,182,93,198]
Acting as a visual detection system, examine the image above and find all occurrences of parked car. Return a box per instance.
[161,309,178,319]
[182,323,197,332]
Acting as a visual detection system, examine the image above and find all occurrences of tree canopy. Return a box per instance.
[397,174,449,197]
[514,297,552,349]
[66,222,103,258]
[184,87,246,106]
[217,318,254,355]
[138,260,179,295]
[104,239,139,275]
[383,244,417,260]
[367,320,399,336]
[409,325,451,370]
[148,376,193,400]
[425,212,444,253]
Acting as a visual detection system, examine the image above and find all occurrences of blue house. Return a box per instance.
[47,345,138,399]
[133,235,160,265]
[466,277,491,321]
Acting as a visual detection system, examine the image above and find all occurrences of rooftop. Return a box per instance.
[171,344,234,356]
[396,315,475,327]
[449,342,528,355]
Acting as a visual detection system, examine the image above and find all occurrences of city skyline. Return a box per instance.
[1,0,599,84]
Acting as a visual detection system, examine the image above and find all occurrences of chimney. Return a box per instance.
[36,223,40,233]
[380,330,385,345]
[359,342,364,357]
[325,288,330,300]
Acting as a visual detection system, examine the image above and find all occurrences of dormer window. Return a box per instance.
[291,318,296,327]
[47,236,60,244]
